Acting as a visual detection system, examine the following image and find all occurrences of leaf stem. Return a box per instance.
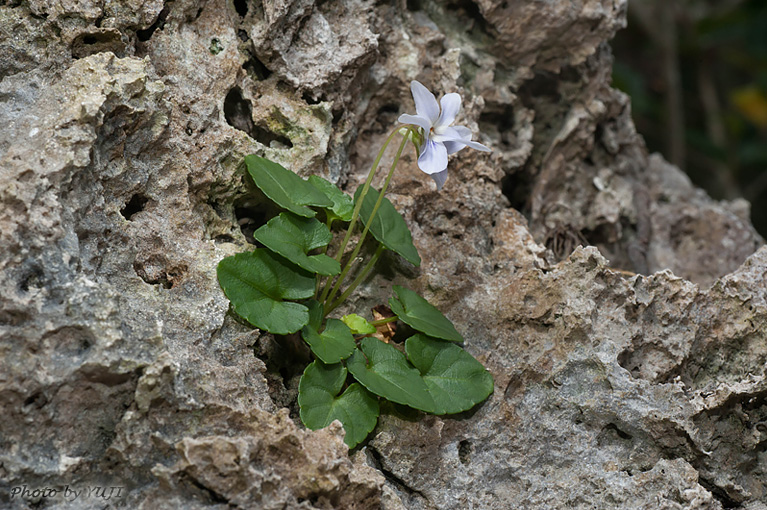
[324,130,411,309]
[315,216,336,299]
[369,315,398,327]
[325,244,385,315]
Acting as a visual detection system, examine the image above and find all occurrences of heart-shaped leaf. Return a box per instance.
[354,186,420,266]
[389,286,463,343]
[405,334,494,415]
[217,249,315,334]
[299,361,379,448]
[253,212,340,276]
[245,155,332,218]
[301,319,356,364]
[346,337,435,412]
[308,175,354,222]
[305,299,324,331]
[342,314,376,335]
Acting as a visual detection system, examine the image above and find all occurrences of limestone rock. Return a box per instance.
[1,0,765,508]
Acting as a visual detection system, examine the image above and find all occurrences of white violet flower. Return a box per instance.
[398,80,491,190]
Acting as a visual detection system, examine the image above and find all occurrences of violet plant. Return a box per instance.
[217,81,493,448]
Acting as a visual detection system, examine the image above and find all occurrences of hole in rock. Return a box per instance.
[617,348,643,379]
[580,222,620,247]
[501,169,534,214]
[518,71,561,105]
[242,52,272,80]
[135,269,171,289]
[559,65,581,84]
[224,87,292,148]
[233,0,248,17]
[444,0,494,37]
[234,198,270,244]
[406,0,422,10]
[302,91,325,105]
[18,265,44,292]
[376,103,400,124]
[177,473,229,504]
[121,194,148,221]
[23,392,48,410]
[617,337,682,383]
[224,87,256,134]
[479,105,515,148]
[332,106,344,124]
[603,423,632,440]
[296,493,321,505]
[96,425,118,451]
[136,3,171,42]
[71,30,125,58]
[698,478,740,509]
[378,104,399,114]
[42,326,94,358]
[133,258,187,289]
[80,365,137,386]
[0,309,30,327]
[458,439,472,465]
[214,234,235,244]
[253,333,311,419]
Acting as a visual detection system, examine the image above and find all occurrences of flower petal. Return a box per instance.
[411,81,439,124]
[430,169,449,190]
[450,125,472,139]
[432,126,469,143]
[464,139,491,152]
[433,126,491,152]
[443,140,466,155]
[440,126,470,154]
[437,93,461,127]
[417,138,448,175]
[398,113,432,132]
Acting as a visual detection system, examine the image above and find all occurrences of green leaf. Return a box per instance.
[389,286,463,343]
[346,337,435,412]
[244,155,332,218]
[354,186,420,266]
[308,175,354,222]
[405,334,493,415]
[217,249,315,334]
[301,319,356,364]
[253,212,341,276]
[299,361,380,448]
[305,299,324,331]
[342,314,377,335]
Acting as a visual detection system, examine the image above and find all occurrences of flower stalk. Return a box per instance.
[316,127,400,302]
[320,80,491,314]
[323,129,412,311]
[325,244,385,315]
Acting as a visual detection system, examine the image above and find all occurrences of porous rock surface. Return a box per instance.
[1,0,765,508]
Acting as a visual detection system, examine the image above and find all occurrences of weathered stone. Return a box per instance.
[152,411,384,509]
[1,0,765,508]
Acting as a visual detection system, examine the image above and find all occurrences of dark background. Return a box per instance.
[612,0,767,236]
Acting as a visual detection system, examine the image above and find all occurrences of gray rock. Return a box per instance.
[1,0,765,508]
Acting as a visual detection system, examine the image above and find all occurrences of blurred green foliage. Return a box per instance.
[612,0,767,236]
